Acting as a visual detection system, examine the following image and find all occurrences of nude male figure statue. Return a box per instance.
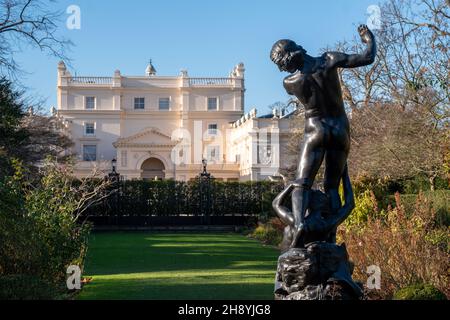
[270,25,376,248]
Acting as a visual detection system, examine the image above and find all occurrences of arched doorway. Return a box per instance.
[141,157,165,180]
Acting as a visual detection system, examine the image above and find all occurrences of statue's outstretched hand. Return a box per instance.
[358,24,373,44]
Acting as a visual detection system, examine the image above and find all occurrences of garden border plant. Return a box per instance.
[0,158,111,299]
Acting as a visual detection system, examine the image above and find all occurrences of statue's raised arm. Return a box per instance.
[327,24,377,69]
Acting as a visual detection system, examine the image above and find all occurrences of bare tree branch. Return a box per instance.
[0,0,72,78]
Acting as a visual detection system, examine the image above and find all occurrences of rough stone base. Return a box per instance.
[274,242,363,300]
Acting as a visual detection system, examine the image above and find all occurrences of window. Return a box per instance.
[258,145,272,165]
[159,97,170,110]
[258,132,272,165]
[208,123,218,135]
[84,122,95,136]
[85,97,96,109]
[207,97,218,110]
[83,145,97,161]
[121,150,128,167]
[134,97,145,109]
[207,145,220,162]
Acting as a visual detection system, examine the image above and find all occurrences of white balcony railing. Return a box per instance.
[69,77,113,85]
[188,78,233,86]
[62,76,241,88]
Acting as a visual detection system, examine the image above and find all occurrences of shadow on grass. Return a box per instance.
[79,280,275,300]
[79,232,279,300]
[84,233,278,275]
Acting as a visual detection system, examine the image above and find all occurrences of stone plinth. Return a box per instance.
[274,242,363,300]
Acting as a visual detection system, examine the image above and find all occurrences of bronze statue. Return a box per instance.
[270,24,376,300]
[273,165,354,252]
[270,24,376,248]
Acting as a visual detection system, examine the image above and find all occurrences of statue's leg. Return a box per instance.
[291,133,325,248]
[280,226,294,253]
[324,149,348,221]
[324,149,348,207]
[291,185,310,248]
[322,117,350,243]
[323,117,350,210]
[324,149,349,243]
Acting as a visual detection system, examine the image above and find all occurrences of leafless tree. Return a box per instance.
[286,0,449,190]
[341,0,450,186]
[30,158,115,223]
[20,107,74,165]
[349,103,448,190]
[0,0,71,78]
[337,0,449,110]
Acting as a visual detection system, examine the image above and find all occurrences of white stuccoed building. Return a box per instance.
[56,61,295,181]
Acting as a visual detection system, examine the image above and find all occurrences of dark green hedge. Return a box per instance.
[84,179,284,219]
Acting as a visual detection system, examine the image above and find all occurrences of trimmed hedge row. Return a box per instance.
[83,179,284,219]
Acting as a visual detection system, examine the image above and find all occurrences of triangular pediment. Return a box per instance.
[113,127,177,147]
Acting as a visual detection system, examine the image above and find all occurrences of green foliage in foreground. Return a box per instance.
[343,189,450,229]
[78,233,279,300]
[394,284,447,300]
[0,160,92,300]
[0,275,60,300]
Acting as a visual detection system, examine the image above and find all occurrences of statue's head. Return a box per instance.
[270,39,307,73]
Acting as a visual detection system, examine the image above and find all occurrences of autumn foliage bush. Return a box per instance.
[252,188,449,299]
[339,192,449,299]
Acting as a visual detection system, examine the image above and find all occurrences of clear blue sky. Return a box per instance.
[15,0,379,113]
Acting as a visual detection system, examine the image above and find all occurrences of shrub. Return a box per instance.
[401,176,448,194]
[340,192,449,299]
[0,275,59,300]
[344,190,380,228]
[251,219,283,246]
[384,190,450,228]
[352,174,449,197]
[352,175,401,198]
[22,170,92,285]
[393,284,447,300]
[0,159,109,299]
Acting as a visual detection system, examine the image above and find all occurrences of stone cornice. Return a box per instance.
[58,110,121,116]
[113,142,176,148]
[122,110,182,118]
[184,111,243,119]
[57,109,242,118]
[113,127,179,148]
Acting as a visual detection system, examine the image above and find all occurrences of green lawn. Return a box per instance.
[77,232,279,300]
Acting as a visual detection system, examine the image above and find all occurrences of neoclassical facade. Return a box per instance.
[56,61,295,181]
